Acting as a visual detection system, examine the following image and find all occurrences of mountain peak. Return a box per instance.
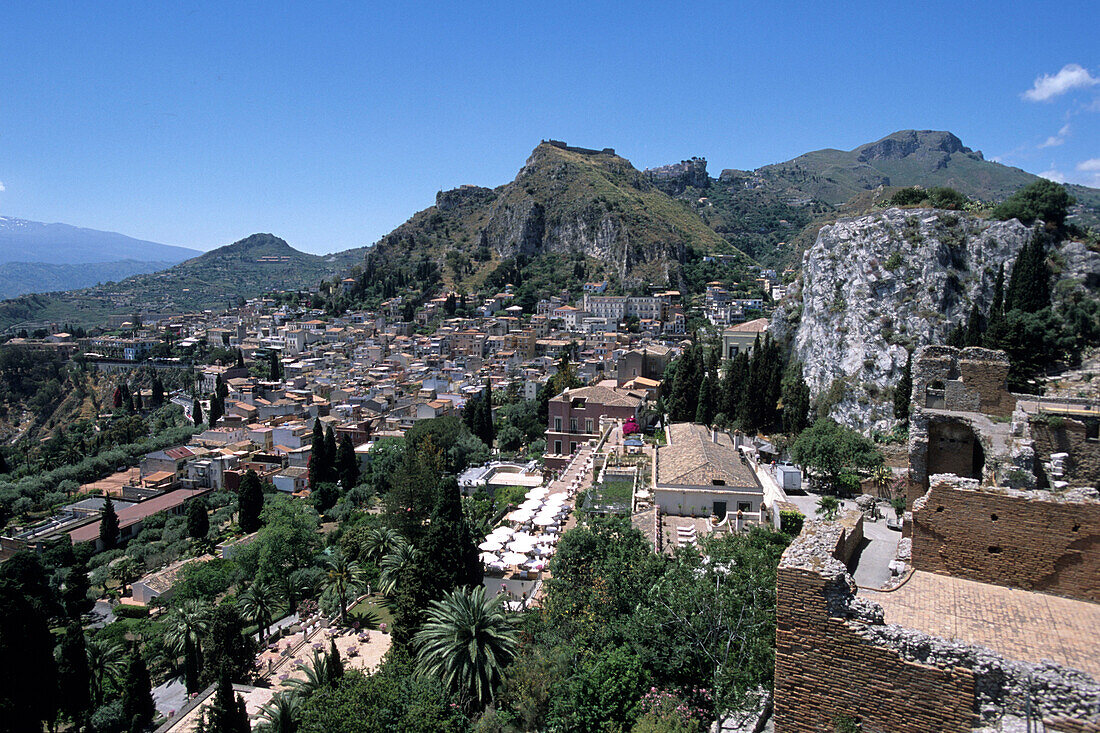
[855,130,972,163]
[199,233,296,259]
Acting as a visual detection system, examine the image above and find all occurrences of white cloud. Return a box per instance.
[0,181,5,192]
[1039,123,1071,148]
[1022,64,1099,102]
[1077,158,1100,172]
[1038,168,1067,183]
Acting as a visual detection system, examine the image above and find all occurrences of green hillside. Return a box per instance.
[0,234,367,330]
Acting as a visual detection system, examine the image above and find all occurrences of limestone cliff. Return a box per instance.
[773,208,1035,431]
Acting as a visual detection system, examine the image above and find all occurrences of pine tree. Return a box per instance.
[121,643,155,732]
[201,606,256,686]
[237,470,264,534]
[100,494,120,550]
[207,671,250,733]
[336,434,360,489]
[192,398,203,426]
[894,350,913,424]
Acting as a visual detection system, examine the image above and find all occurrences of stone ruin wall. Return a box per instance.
[774,510,1100,732]
[911,476,1100,603]
[911,345,1015,418]
[1030,415,1100,488]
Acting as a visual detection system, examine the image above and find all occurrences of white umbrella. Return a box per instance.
[508,509,534,523]
[489,526,515,538]
[507,538,536,552]
[519,499,542,511]
[533,514,557,526]
[500,551,529,565]
[525,487,548,499]
[512,531,538,543]
[478,539,503,552]
[479,552,499,564]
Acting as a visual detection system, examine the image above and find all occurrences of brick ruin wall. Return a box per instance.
[1031,416,1100,487]
[911,476,1100,603]
[774,511,1100,732]
[910,345,1015,418]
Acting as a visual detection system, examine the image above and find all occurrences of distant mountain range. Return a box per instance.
[0,216,203,298]
[0,234,367,330]
[3,129,1097,330]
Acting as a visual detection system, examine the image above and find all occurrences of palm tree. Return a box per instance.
[86,636,125,707]
[163,599,211,693]
[378,541,418,597]
[362,527,404,565]
[256,691,302,733]
[239,578,283,640]
[284,650,331,696]
[816,495,841,521]
[322,552,364,624]
[412,585,519,710]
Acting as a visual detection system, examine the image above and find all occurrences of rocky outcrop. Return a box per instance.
[644,158,709,194]
[775,208,1035,431]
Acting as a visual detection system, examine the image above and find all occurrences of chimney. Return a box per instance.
[711,428,718,443]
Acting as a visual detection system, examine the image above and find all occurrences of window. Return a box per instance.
[554,440,562,454]
[570,418,578,433]
[585,418,593,433]
[570,442,577,453]
[1087,422,1099,442]
[554,417,562,432]
[737,501,752,513]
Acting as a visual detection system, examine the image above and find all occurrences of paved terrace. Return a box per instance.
[866,571,1100,680]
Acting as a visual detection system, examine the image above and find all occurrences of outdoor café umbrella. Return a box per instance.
[507,537,536,553]
[525,487,549,499]
[532,514,557,527]
[489,526,515,538]
[478,539,503,552]
[519,499,543,511]
[508,509,535,523]
[500,551,529,566]
[479,551,499,564]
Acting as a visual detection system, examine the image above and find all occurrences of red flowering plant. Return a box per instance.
[623,417,640,436]
[635,686,712,731]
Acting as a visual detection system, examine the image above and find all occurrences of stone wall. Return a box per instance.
[911,476,1100,603]
[775,514,977,732]
[1030,416,1100,487]
[911,345,1015,417]
[774,510,1100,732]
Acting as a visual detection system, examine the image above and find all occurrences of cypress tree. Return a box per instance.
[63,561,93,619]
[336,434,360,489]
[121,644,155,732]
[192,398,203,426]
[781,360,812,435]
[121,382,134,412]
[57,621,91,728]
[309,419,328,488]
[100,494,120,550]
[151,374,165,408]
[208,671,249,733]
[327,639,344,685]
[187,497,209,540]
[237,470,264,534]
[216,374,229,402]
[416,476,482,599]
[208,395,223,427]
[695,364,716,426]
[235,348,244,368]
[1004,235,1050,314]
[324,426,338,483]
[964,300,984,347]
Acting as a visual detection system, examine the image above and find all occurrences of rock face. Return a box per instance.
[775,208,1035,431]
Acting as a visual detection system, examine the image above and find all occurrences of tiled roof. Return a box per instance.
[552,385,644,408]
[656,423,759,489]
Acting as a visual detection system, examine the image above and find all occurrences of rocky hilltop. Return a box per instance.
[773,208,1035,430]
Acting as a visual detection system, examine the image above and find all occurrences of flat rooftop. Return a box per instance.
[866,571,1100,680]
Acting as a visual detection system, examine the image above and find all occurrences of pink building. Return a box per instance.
[544,385,645,469]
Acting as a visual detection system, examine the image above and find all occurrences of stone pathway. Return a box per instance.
[866,571,1100,679]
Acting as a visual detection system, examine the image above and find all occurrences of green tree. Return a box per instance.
[781,360,811,435]
[414,477,482,601]
[0,576,58,732]
[121,643,155,733]
[87,637,125,708]
[192,398,203,426]
[238,469,265,534]
[100,493,120,550]
[208,393,224,427]
[816,495,841,520]
[201,604,256,686]
[327,640,344,686]
[1003,233,1051,315]
[63,560,94,619]
[239,578,283,640]
[321,552,365,625]
[111,556,140,597]
[560,646,647,732]
[165,599,211,694]
[992,178,1075,230]
[413,585,519,710]
[205,670,250,733]
[57,621,91,728]
[257,692,302,733]
[187,496,210,540]
[336,434,360,490]
[269,350,283,381]
[790,419,882,495]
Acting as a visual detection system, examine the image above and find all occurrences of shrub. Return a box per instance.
[884,252,903,271]
[779,510,804,536]
[112,603,151,619]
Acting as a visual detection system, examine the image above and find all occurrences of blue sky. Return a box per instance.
[1,1,1097,254]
